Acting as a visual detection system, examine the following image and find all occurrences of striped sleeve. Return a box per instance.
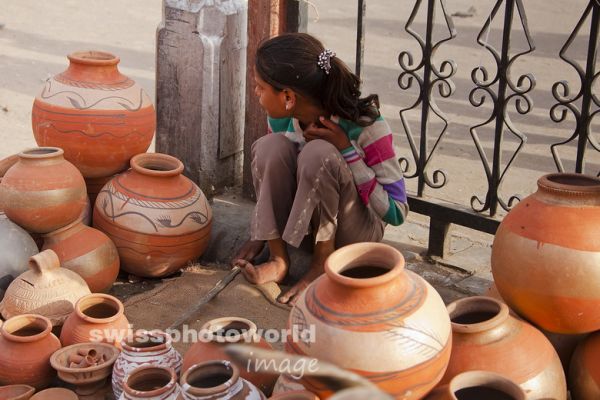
[342,117,408,226]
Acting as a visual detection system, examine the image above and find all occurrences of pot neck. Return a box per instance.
[130,153,184,179]
[202,317,258,344]
[448,296,509,334]
[123,366,178,399]
[18,147,64,166]
[1,314,52,343]
[448,371,526,400]
[75,294,124,324]
[29,249,61,276]
[62,51,127,85]
[181,361,242,398]
[42,217,85,240]
[122,330,172,354]
[536,173,600,206]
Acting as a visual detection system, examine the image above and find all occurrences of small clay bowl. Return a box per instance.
[30,387,78,400]
[0,385,36,400]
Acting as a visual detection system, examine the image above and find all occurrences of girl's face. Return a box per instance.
[254,71,288,118]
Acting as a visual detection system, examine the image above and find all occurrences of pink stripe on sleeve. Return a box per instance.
[362,134,395,167]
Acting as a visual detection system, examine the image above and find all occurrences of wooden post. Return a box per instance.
[156,0,247,198]
[242,0,306,199]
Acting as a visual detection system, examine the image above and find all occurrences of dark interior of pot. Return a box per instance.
[187,363,233,389]
[23,148,58,155]
[339,265,391,279]
[137,157,179,172]
[11,324,44,337]
[450,299,501,325]
[128,368,172,392]
[82,299,118,319]
[547,174,600,187]
[455,386,517,400]
[214,321,250,337]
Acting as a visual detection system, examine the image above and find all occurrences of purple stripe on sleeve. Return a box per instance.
[362,134,395,167]
[383,179,408,203]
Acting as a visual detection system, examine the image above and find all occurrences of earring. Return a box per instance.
[285,103,291,111]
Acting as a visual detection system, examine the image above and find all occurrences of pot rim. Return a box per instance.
[130,153,184,178]
[0,313,52,343]
[324,242,405,288]
[122,365,178,398]
[0,384,36,399]
[18,147,63,160]
[201,316,258,343]
[180,360,240,396]
[538,173,600,194]
[74,293,124,324]
[67,51,119,66]
[448,296,509,333]
[50,342,120,374]
[121,329,172,353]
[448,370,526,400]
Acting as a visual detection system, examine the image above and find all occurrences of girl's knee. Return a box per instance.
[297,139,339,176]
[251,134,297,170]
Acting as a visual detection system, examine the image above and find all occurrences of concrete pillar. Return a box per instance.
[156,0,247,197]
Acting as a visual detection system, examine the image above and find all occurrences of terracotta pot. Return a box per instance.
[50,342,120,398]
[0,384,36,400]
[60,293,130,347]
[42,218,119,292]
[569,331,600,400]
[0,153,18,184]
[113,330,183,399]
[182,317,277,394]
[179,361,266,399]
[425,371,526,400]
[0,213,38,296]
[119,366,180,400]
[93,153,212,278]
[441,296,566,400]
[492,173,600,334]
[30,388,78,400]
[269,391,319,399]
[32,50,155,179]
[0,147,87,233]
[287,242,452,399]
[0,249,91,325]
[0,314,61,389]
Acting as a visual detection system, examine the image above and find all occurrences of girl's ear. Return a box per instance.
[282,89,297,111]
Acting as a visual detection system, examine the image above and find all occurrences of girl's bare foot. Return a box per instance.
[231,238,266,267]
[238,238,289,284]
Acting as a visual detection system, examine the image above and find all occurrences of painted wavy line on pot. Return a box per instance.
[32,102,154,121]
[54,74,135,90]
[303,276,425,327]
[106,180,202,207]
[156,211,210,228]
[41,80,144,111]
[35,123,150,139]
[100,196,159,232]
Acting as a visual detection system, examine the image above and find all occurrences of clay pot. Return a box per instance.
[42,218,119,292]
[30,388,78,400]
[32,50,155,179]
[50,342,120,398]
[119,366,180,400]
[441,296,566,400]
[0,147,87,233]
[0,153,18,185]
[0,384,36,400]
[60,293,130,347]
[425,371,526,400]
[93,153,212,278]
[0,314,61,389]
[569,331,600,400]
[112,330,183,399]
[0,249,91,325]
[179,361,266,399]
[269,391,319,399]
[492,173,600,334]
[287,242,452,399]
[0,213,38,297]
[182,317,277,394]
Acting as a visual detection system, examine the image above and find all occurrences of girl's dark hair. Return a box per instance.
[255,33,380,127]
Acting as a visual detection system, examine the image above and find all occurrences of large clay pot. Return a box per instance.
[119,366,180,400]
[93,153,212,277]
[287,242,452,400]
[441,296,566,400]
[492,173,600,334]
[0,213,38,297]
[182,317,277,394]
[425,371,526,400]
[30,388,78,400]
[42,218,119,292]
[0,249,91,325]
[179,361,266,400]
[569,331,600,400]
[0,384,36,400]
[269,391,319,400]
[0,147,87,233]
[0,314,61,389]
[32,50,156,179]
[60,293,130,347]
[112,330,183,399]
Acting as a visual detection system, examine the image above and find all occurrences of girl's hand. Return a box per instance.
[303,116,352,151]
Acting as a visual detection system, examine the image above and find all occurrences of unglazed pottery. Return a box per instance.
[269,391,319,399]
[287,242,452,399]
[426,371,526,400]
[182,317,277,394]
[0,154,18,185]
[0,147,87,233]
[113,330,183,399]
[32,51,155,178]
[569,331,600,400]
[93,153,212,277]
[441,296,566,400]
[0,384,36,400]
[119,366,180,400]
[50,342,120,398]
[42,218,119,292]
[492,173,600,334]
[0,213,38,295]
[30,387,78,400]
[179,361,266,400]
[0,314,61,389]
[0,249,91,325]
[60,293,130,347]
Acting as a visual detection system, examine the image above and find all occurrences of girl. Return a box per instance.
[233,33,408,305]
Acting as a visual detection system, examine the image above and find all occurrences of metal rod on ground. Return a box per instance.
[169,266,241,330]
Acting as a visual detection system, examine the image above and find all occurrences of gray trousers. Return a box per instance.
[250,134,385,248]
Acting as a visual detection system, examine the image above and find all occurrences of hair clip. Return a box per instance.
[317,49,336,75]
